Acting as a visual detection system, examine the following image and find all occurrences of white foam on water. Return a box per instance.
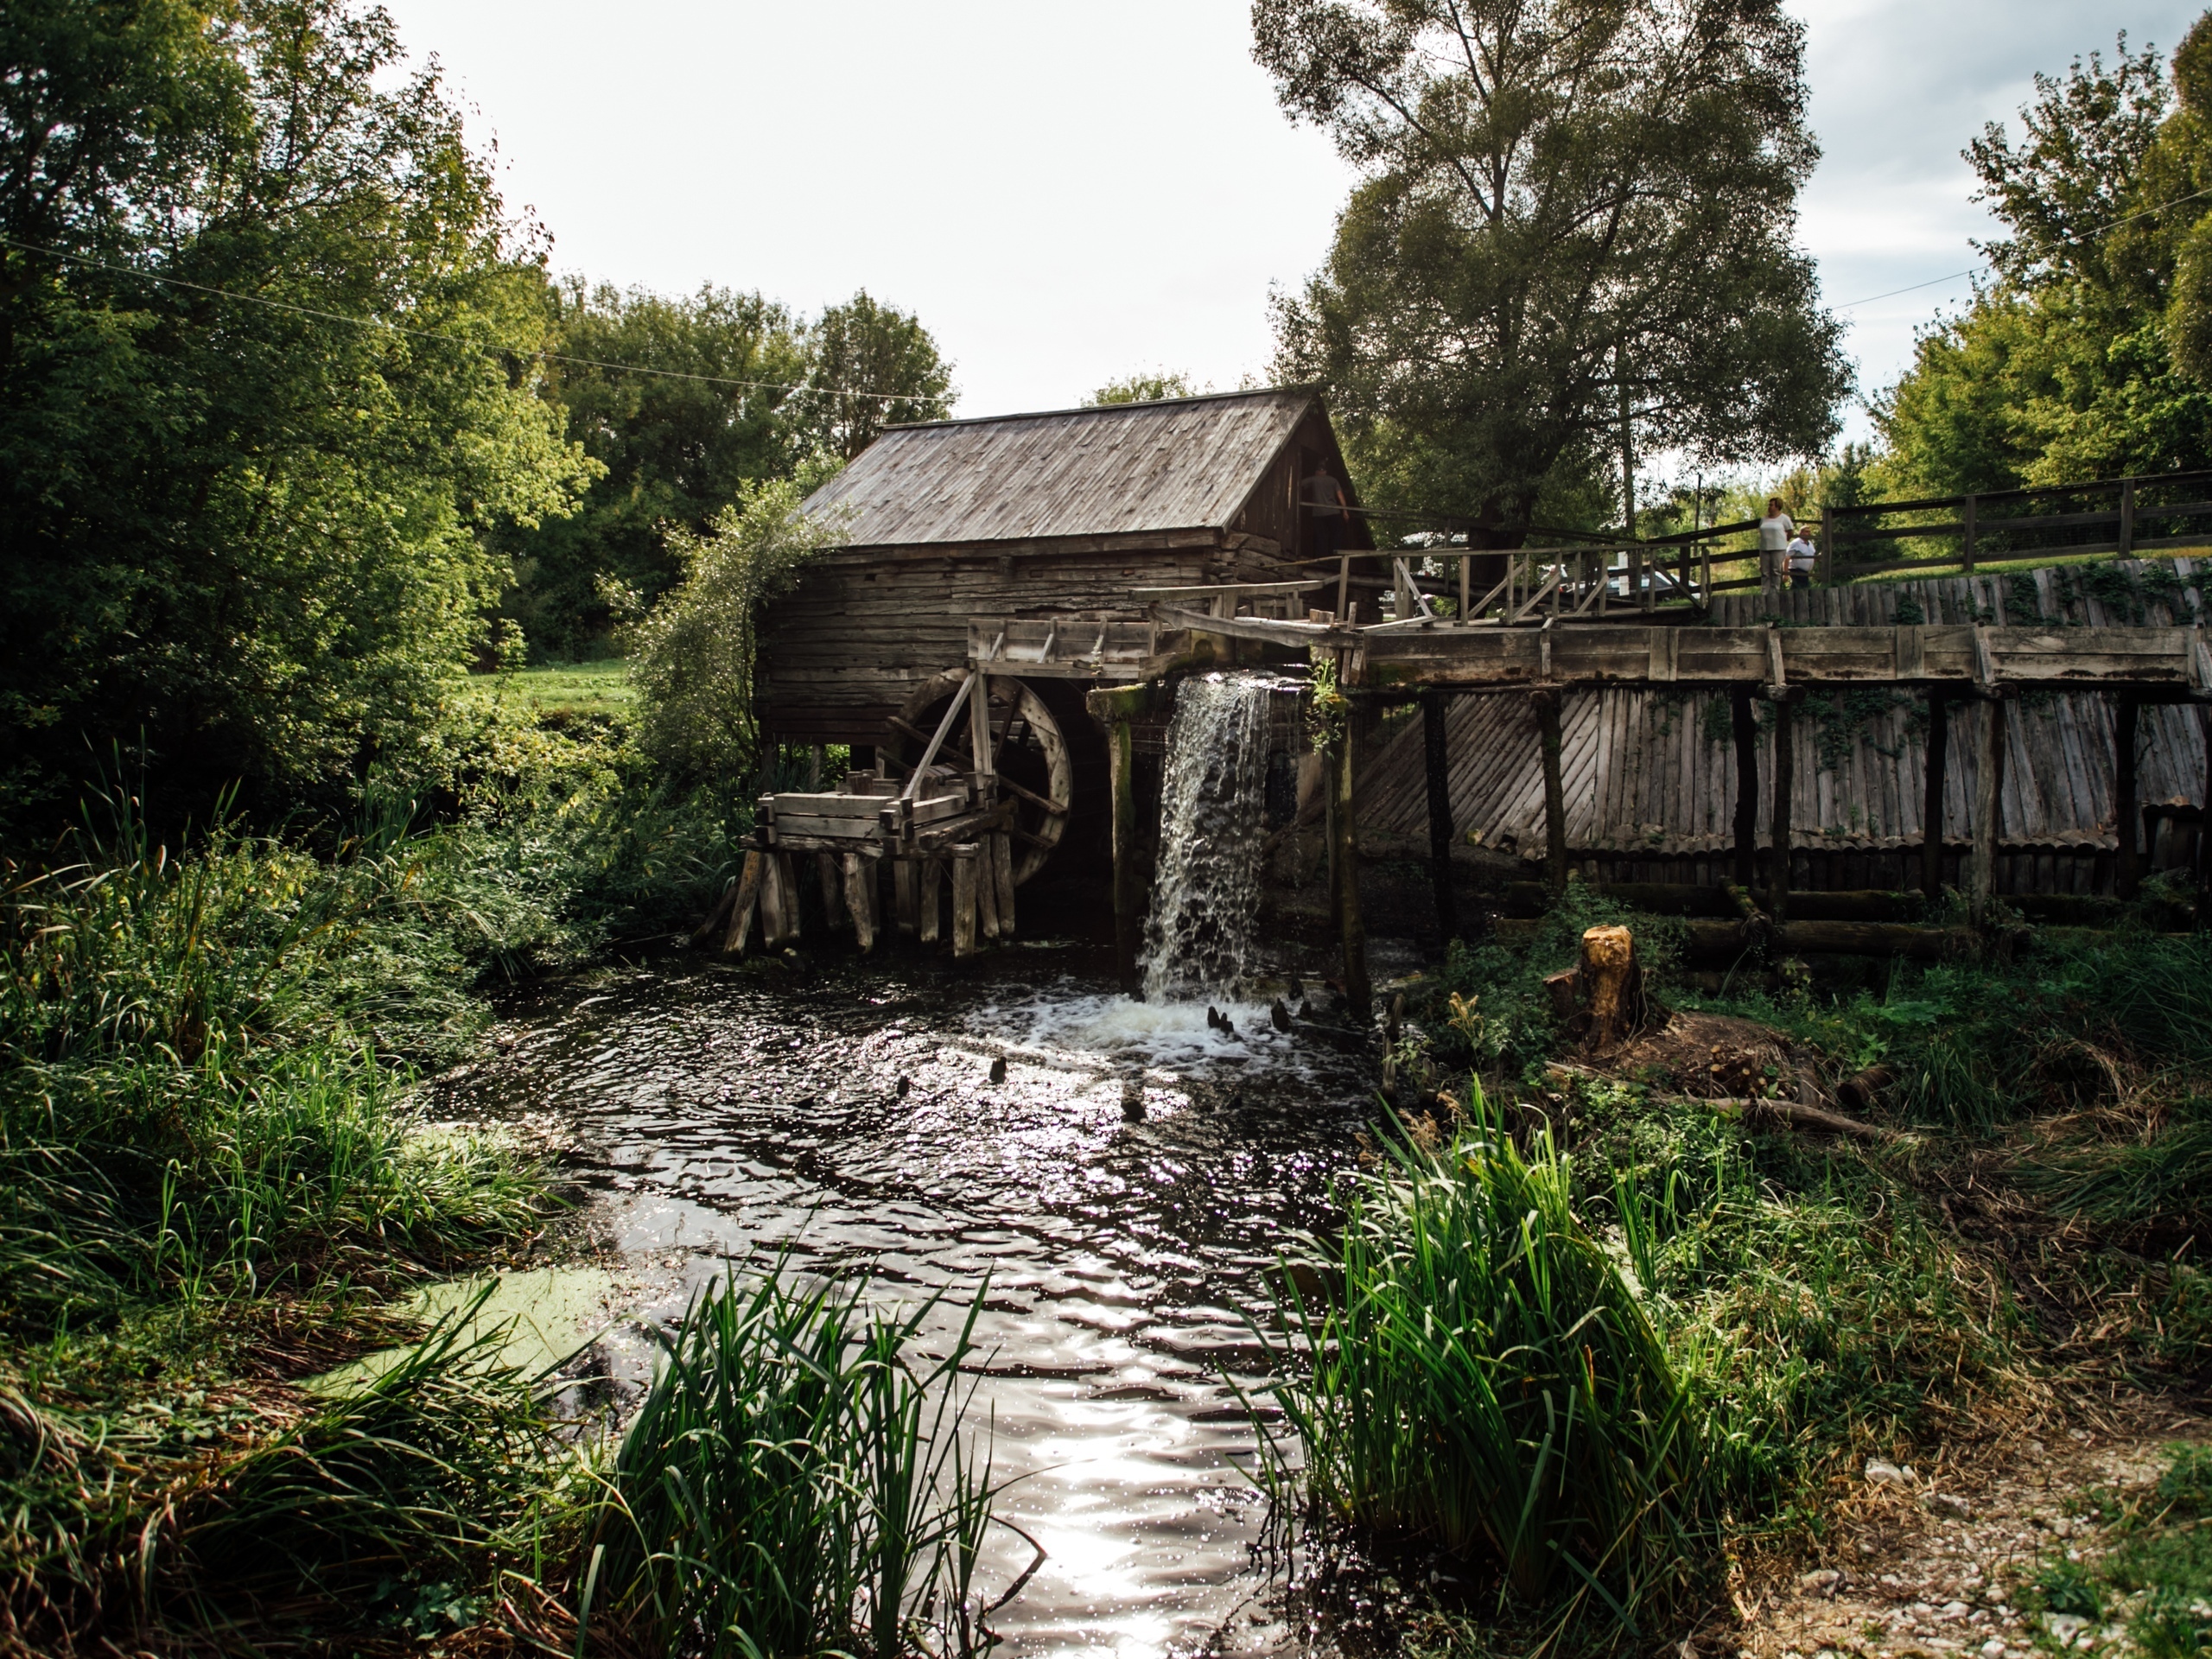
[1140,673,1274,1004]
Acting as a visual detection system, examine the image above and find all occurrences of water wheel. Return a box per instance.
[888,671,1071,884]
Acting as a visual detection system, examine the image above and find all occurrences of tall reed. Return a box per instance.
[1259,1090,1720,1646]
[583,1264,1007,1659]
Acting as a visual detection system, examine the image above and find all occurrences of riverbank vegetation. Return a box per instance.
[1275,885,2210,1649]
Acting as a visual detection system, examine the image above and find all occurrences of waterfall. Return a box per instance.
[1140,673,1274,1002]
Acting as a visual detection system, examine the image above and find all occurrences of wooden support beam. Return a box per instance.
[2116,693,2142,900]
[722,850,764,956]
[950,849,979,959]
[843,853,876,953]
[817,851,844,929]
[1971,696,2008,925]
[1325,693,1371,1024]
[919,857,943,945]
[1922,690,1950,903]
[893,859,918,938]
[1768,694,1797,920]
[990,833,1017,940]
[1109,715,1142,988]
[1535,688,1569,895]
[1732,690,1759,890]
[1421,689,1459,946]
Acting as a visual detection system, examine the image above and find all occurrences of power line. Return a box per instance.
[1834,181,2212,311]
[0,231,932,403]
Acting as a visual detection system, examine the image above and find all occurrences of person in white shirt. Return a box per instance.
[1785,531,1818,589]
[1758,496,1795,591]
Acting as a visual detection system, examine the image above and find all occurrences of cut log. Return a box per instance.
[1662,1094,1899,1142]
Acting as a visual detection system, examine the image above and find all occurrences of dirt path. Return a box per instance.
[1731,1406,2206,1659]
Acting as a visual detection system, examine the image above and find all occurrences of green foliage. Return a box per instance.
[583,1266,1001,1659]
[503,281,813,658]
[626,478,849,786]
[1261,1093,1719,1642]
[1255,0,1849,539]
[1,0,598,836]
[1087,369,1204,404]
[1875,27,2212,495]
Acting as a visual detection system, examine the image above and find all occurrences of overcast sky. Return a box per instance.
[382,0,2202,450]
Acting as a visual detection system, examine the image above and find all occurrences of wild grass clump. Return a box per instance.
[1260,1091,1726,1647]
[581,1266,1009,1659]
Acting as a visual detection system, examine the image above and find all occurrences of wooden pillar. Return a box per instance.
[893,860,918,938]
[722,850,764,956]
[1767,693,1797,920]
[2116,694,2142,899]
[817,851,844,929]
[842,853,876,952]
[2120,478,2137,559]
[1535,688,1568,895]
[1421,689,1459,946]
[990,833,1016,939]
[1921,690,1950,903]
[1109,715,1141,988]
[919,856,943,945]
[1731,690,1759,889]
[950,847,979,958]
[1961,493,1978,573]
[1970,696,2007,925]
[1325,696,1370,1025]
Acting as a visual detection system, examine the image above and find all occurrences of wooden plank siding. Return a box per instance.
[760,391,1378,746]
[1355,563,2212,880]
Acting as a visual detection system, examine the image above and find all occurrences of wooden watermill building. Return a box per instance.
[755,386,1373,876]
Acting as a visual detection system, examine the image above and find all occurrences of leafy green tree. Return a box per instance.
[1086,370,1202,404]
[625,479,845,786]
[1878,25,2212,493]
[504,281,810,658]
[1254,0,1850,544]
[791,290,954,461]
[0,0,594,833]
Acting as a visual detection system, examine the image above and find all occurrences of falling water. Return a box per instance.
[1140,672,1275,1002]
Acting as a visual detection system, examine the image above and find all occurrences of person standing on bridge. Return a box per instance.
[1758,495,1796,592]
[1785,527,1818,589]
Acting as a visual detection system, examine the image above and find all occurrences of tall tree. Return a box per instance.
[1086,370,1202,405]
[1254,0,1850,543]
[1877,26,2212,493]
[0,0,594,832]
[505,281,809,658]
[793,289,954,461]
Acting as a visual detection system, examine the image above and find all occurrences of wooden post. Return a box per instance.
[1459,552,1471,623]
[893,860,918,938]
[990,833,1017,938]
[1767,693,1796,920]
[1534,688,1569,896]
[2120,477,2137,558]
[1731,690,1759,889]
[2116,693,2141,900]
[950,849,979,958]
[1962,493,1978,573]
[1421,689,1459,947]
[817,851,844,929]
[919,857,944,945]
[722,850,765,955]
[975,839,1001,941]
[1325,696,1370,1025]
[1335,551,1351,623]
[1109,715,1141,988]
[1580,925,1641,1049]
[1970,696,2007,925]
[1922,690,1950,903]
[842,853,876,952]
[969,670,995,783]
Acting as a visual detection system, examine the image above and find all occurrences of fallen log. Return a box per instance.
[1659,1093,1899,1141]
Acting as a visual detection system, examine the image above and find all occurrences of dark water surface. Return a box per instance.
[436,941,1376,1659]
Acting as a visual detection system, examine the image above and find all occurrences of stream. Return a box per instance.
[429,675,1385,1656]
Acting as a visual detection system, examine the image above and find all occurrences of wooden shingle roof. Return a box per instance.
[800,388,1315,548]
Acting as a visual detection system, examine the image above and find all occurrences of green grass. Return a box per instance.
[2023,1444,2212,1659]
[469,658,639,719]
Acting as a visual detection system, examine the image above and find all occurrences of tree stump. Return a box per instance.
[1578,924,1643,1050]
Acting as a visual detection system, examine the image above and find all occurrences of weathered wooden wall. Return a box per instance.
[1353,563,2212,893]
